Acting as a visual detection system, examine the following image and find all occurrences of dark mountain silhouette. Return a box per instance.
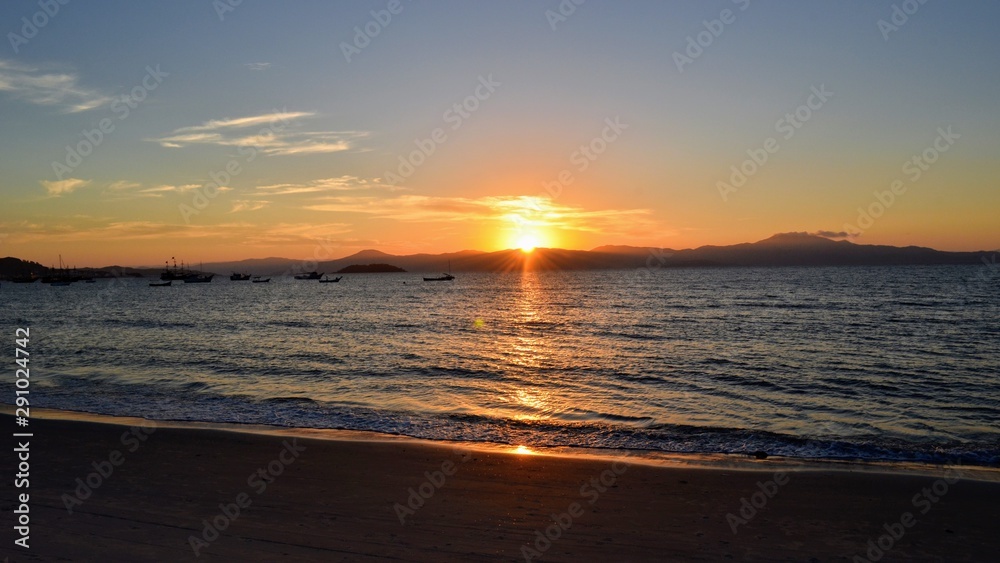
[336,263,406,273]
[4,235,995,277]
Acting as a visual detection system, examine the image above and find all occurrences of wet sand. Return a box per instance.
[1,412,997,562]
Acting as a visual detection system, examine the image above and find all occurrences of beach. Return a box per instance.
[2,411,997,562]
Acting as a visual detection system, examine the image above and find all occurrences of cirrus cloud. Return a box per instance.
[0,59,111,113]
[146,110,368,156]
[41,177,91,196]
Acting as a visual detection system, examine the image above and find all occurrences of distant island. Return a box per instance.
[335,263,407,274]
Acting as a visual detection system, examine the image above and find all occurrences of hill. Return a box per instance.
[5,235,995,277]
[335,263,406,273]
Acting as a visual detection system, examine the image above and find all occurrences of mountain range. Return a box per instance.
[1,234,996,278]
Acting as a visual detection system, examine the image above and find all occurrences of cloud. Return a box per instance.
[810,230,856,239]
[147,111,367,156]
[305,194,656,236]
[172,111,314,133]
[41,178,91,196]
[107,181,142,191]
[0,59,111,112]
[102,182,207,199]
[230,200,270,213]
[244,62,272,71]
[253,175,389,196]
[0,219,352,248]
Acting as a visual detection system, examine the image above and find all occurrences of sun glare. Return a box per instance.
[517,234,539,253]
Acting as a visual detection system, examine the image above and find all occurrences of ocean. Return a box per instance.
[4,265,999,466]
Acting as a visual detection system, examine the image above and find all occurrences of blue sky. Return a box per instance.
[2,0,998,264]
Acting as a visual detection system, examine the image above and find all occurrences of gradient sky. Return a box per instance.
[2,0,999,266]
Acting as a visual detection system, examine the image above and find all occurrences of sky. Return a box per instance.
[2,0,999,266]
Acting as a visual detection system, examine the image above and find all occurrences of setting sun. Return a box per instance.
[518,234,539,253]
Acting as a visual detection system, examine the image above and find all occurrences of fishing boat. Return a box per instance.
[182,273,214,283]
[319,275,342,283]
[294,271,324,280]
[251,276,270,283]
[149,281,172,287]
[230,272,251,281]
[423,260,455,282]
[423,273,455,281]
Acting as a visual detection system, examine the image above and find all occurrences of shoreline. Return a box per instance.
[2,411,998,560]
[9,405,1000,482]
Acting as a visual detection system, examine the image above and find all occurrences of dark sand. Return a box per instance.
[1,412,997,562]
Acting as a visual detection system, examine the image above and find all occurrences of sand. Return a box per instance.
[1,411,997,562]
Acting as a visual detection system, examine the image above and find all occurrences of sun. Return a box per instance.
[517,234,539,253]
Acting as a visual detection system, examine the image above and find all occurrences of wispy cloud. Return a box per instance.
[172,111,313,133]
[147,111,367,155]
[306,195,656,236]
[107,181,142,191]
[41,178,91,196]
[253,175,392,196]
[810,230,856,240]
[0,219,352,248]
[230,200,270,213]
[0,59,111,113]
[103,181,217,199]
[244,62,272,71]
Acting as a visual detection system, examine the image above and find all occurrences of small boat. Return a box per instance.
[149,281,172,287]
[423,273,455,282]
[230,272,251,281]
[294,271,324,280]
[423,260,455,282]
[9,276,38,284]
[251,276,270,283]
[42,254,82,284]
[319,276,342,283]
[183,274,214,283]
[84,279,96,283]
